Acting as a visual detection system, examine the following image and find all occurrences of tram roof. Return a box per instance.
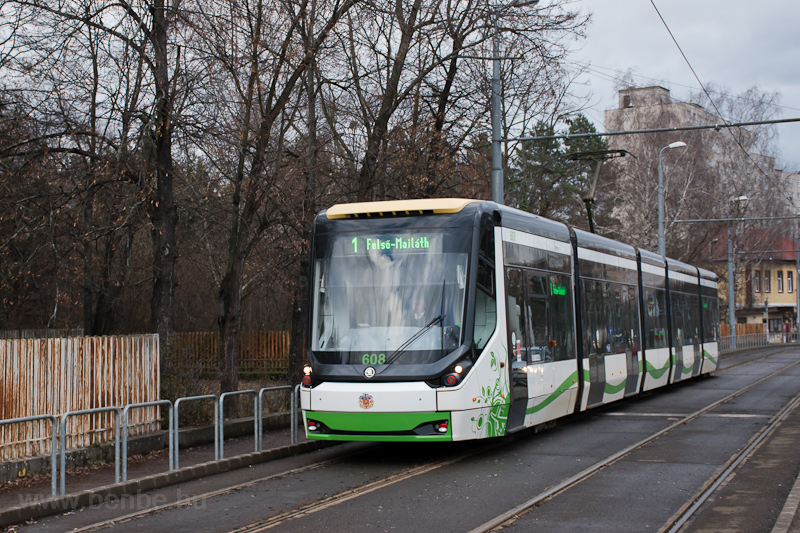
[638,248,666,268]
[495,204,571,243]
[325,198,477,219]
[698,267,718,282]
[666,257,698,277]
[572,227,637,260]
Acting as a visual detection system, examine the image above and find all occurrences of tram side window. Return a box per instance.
[507,268,527,362]
[626,286,641,354]
[582,279,638,359]
[644,288,668,350]
[506,267,575,362]
[702,296,719,341]
[475,216,497,352]
[474,283,496,351]
[525,272,550,362]
[687,294,700,346]
[549,273,574,361]
[671,292,695,348]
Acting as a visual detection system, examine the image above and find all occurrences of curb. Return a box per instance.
[0,440,335,528]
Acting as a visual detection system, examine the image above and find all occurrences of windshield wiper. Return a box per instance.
[378,314,445,372]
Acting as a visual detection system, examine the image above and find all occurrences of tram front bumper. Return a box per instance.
[303,410,452,442]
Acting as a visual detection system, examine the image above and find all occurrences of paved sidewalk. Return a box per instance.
[0,426,320,528]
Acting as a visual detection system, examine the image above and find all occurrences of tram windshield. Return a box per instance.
[311,228,470,365]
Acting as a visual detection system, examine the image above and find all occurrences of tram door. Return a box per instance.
[506,268,530,431]
[690,295,702,377]
[506,268,553,431]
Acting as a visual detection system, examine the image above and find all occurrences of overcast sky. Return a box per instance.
[566,0,800,172]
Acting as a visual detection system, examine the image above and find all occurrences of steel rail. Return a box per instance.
[468,356,800,533]
[68,441,501,533]
[67,449,370,533]
[228,449,497,533]
[664,389,800,533]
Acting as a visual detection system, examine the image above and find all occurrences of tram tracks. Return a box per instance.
[225,349,800,533]
[69,443,500,532]
[62,348,799,533]
[468,354,800,533]
[68,452,362,532]
[663,388,800,532]
[228,446,501,533]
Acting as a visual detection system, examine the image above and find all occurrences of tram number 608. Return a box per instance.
[362,353,386,365]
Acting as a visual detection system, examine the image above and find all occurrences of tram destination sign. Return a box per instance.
[349,235,432,254]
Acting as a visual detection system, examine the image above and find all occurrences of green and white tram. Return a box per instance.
[300,199,719,442]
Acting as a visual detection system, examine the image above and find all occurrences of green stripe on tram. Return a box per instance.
[308,411,445,432]
[703,349,717,365]
[604,379,627,395]
[646,358,671,380]
[526,372,578,415]
[304,411,453,442]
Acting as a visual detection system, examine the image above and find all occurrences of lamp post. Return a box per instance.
[657,141,687,256]
[727,196,748,349]
[491,0,538,205]
[491,25,503,204]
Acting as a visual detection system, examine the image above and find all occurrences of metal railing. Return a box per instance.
[122,400,174,481]
[719,332,799,352]
[256,385,293,450]
[2,385,301,496]
[60,407,121,495]
[219,390,257,459]
[0,415,57,497]
[173,394,220,469]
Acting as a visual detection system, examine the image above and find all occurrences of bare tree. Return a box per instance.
[180,0,359,400]
[605,84,788,263]
[0,0,184,343]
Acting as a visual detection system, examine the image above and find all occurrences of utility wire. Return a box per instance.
[649,0,725,120]
[565,59,800,115]
[649,0,798,209]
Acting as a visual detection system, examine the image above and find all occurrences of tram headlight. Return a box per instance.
[302,366,313,386]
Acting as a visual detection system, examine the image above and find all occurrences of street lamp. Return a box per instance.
[491,0,538,205]
[657,141,687,256]
[727,195,748,349]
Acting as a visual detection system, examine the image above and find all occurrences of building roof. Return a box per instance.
[712,228,799,263]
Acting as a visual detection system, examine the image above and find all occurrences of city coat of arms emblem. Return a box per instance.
[358,393,374,409]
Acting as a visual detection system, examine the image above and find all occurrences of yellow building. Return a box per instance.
[716,230,799,333]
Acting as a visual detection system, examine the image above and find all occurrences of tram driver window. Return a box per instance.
[474,287,496,351]
[507,268,527,363]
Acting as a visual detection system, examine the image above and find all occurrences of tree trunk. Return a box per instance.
[289,61,319,386]
[219,262,243,417]
[149,0,177,351]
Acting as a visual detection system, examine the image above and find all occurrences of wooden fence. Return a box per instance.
[0,334,160,461]
[0,328,84,339]
[720,323,767,337]
[176,331,290,374]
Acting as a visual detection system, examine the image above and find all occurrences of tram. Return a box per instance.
[300,199,719,441]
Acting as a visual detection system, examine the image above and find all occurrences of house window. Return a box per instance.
[778,271,784,293]
[765,270,771,293]
[789,271,794,293]
[754,271,760,293]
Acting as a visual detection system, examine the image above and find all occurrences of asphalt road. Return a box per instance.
[16,346,800,533]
